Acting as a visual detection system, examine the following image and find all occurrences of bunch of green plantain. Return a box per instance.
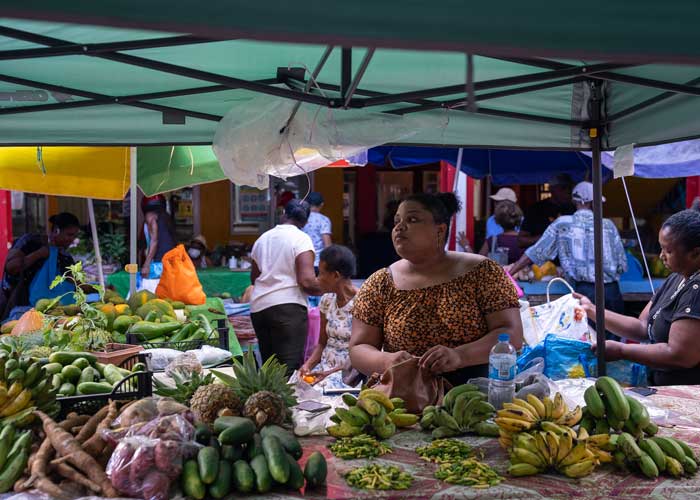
[613,432,697,479]
[420,384,499,439]
[581,377,657,438]
[0,346,59,427]
[327,390,419,440]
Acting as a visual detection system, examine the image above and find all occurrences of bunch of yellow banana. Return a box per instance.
[419,384,498,439]
[613,432,698,479]
[327,390,419,440]
[495,393,582,437]
[507,430,605,479]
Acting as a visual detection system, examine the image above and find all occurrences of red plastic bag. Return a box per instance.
[156,244,206,305]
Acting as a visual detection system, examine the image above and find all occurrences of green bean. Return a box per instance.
[434,458,503,488]
[329,434,392,459]
[345,464,413,490]
[415,438,473,464]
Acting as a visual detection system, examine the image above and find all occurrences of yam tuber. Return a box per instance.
[25,437,70,500]
[34,410,119,498]
[53,462,102,493]
[84,400,118,457]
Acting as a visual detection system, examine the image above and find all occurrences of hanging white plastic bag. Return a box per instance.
[521,278,589,346]
[213,95,423,189]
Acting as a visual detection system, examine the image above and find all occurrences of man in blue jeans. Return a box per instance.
[506,182,627,339]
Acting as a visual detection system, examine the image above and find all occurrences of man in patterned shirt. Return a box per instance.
[506,182,627,320]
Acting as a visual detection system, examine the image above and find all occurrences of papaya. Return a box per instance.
[34,298,53,313]
[147,299,175,318]
[136,304,161,320]
[99,304,117,330]
[62,304,81,316]
[112,315,139,334]
[0,321,18,335]
[104,289,126,304]
[127,289,157,313]
[114,304,131,316]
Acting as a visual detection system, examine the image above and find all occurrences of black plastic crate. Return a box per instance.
[57,352,153,419]
[126,319,229,352]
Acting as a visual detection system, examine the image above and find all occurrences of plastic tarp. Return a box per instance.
[592,140,700,179]
[0,18,700,153]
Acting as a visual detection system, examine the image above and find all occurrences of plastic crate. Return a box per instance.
[57,352,153,419]
[126,319,229,352]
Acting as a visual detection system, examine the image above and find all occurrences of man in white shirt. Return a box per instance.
[302,192,332,272]
[250,200,323,375]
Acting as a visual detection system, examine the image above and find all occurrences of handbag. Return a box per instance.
[520,277,589,346]
[367,357,448,414]
[156,245,206,305]
[28,247,74,306]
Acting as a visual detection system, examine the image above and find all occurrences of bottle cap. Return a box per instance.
[498,334,510,342]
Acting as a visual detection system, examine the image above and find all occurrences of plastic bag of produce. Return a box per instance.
[186,344,232,367]
[156,244,206,305]
[145,347,184,371]
[520,278,589,346]
[165,351,202,378]
[518,334,597,381]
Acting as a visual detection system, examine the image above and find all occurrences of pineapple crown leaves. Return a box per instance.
[211,351,297,407]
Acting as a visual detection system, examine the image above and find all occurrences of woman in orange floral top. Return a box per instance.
[350,192,523,385]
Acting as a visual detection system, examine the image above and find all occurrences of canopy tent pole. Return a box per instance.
[86,199,104,289]
[590,81,607,376]
[129,147,137,297]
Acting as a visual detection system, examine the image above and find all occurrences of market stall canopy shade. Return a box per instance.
[2,18,700,150]
[0,147,129,199]
[3,1,700,64]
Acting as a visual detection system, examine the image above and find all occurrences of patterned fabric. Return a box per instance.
[353,259,520,356]
[316,293,355,390]
[525,209,627,283]
[303,211,332,267]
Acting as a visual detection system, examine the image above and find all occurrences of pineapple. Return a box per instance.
[189,383,242,426]
[243,391,287,428]
[153,370,215,405]
[212,351,297,408]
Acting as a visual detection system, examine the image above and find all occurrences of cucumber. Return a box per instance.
[304,451,327,487]
[182,459,206,500]
[60,365,81,384]
[43,363,63,376]
[249,454,273,493]
[194,423,211,445]
[285,453,305,489]
[79,367,99,384]
[103,364,125,386]
[76,382,113,395]
[49,351,97,365]
[217,418,256,446]
[94,362,106,376]
[71,358,91,370]
[262,434,289,484]
[58,382,76,397]
[207,459,232,499]
[246,433,263,461]
[232,460,255,493]
[197,446,220,485]
[51,374,62,390]
[260,425,303,460]
[221,445,243,462]
[131,362,146,373]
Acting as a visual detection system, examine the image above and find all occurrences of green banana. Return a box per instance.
[342,394,358,407]
[639,438,666,472]
[432,426,460,439]
[434,408,461,432]
[643,421,659,437]
[443,384,480,412]
[584,385,606,419]
[336,408,369,427]
[626,395,651,430]
[618,432,643,461]
[595,376,630,422]
[671,437,697,462]
[651,436,686,463]
[638,453,660,478]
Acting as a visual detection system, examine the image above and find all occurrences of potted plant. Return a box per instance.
[43,261,142,364]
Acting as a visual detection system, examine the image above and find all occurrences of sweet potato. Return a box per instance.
[154,440,182,479]
[142,470,170,500]
[108,441,136,495]
[129,444,155,485]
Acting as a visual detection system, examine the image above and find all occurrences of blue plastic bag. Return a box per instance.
[28,247,74,306]
[518,334,649,386]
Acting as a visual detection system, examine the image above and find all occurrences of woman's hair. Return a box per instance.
[662,206,700,251]
[404,192,462,231]
[320,245,356,278]
[284,199,311,225]
[49,212,80,231]
[494,201,523,231]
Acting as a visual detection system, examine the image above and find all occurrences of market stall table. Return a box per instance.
[107,268,251,300]
[519,278,666,306]
[281,385,700,499]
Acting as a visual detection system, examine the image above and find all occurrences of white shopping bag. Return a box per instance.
[520,278,589,346]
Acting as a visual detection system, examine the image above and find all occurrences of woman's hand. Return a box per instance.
[300,360,317,377]
[591,340,625,362]
[573,292,595,318]
[419,345,462,374]
[384,350,413,371]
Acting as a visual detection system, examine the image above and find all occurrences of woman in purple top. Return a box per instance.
[479,201,524,264]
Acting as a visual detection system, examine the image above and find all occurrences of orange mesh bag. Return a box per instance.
[156,245,206,305]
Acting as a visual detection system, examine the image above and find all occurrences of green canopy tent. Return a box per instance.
[2,12,700,372]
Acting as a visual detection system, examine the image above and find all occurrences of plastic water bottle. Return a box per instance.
[488,334,517,410]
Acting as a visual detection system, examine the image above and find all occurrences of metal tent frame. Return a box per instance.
[2,21,700,374]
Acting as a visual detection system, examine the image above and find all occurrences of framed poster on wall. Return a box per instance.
[230,184,270,234]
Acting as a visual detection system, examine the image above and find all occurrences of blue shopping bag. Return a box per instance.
[28,247,75,306]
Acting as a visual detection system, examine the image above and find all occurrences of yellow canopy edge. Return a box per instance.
[0,147,130,200]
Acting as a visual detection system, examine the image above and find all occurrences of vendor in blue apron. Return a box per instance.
[0,212,80,321]
[141,195,177,280]
[505,182,628,338]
